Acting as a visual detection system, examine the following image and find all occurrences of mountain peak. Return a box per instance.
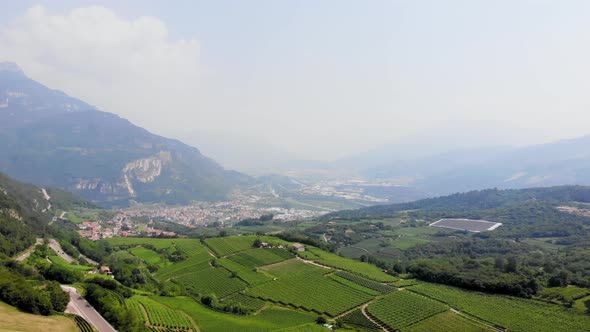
[0,62,25,74]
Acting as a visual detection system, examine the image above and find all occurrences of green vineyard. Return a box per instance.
[248,261,373,316]
[227,248,293,268]
[409,283,590,332]
[204,236,260,256]
[217,257,272,285]
[338,309,381,332]
[406,311,491,332]
[335,271,396,294]
[367,290,447,330]
[298,247,398,282]
[129,296,195,331]
[174,266,247,298]
[221,293,267,312]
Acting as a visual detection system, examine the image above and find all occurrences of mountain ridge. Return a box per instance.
[0,62,251,206]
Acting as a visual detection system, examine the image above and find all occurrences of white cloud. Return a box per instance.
[0,5,200,134]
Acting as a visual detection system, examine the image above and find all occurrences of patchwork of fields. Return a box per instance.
[96,236,590,332]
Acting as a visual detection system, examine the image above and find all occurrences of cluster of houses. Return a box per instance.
[77,221,112,241]
[77,213,176,241]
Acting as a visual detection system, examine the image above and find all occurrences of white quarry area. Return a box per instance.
[122,151,170,183]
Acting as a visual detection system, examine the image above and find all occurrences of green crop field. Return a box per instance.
[298,247,397,282]
[105,237,178,250]
[221,293,267,312]
[367,290,447,330]
[227,248,293,268]
[409,282,590,332]
[204,236,260,256]
[129,296,195,331]
[174,266,247,298]
[130,247,166,265]
[248,260,373,316]
[48,254,94,271]
[334,271,396,294]
[407,311,491,332]
[260,259,329,278]
[328,274,380,296]
[153,296,318,332]
[217,258,273,286]
[338,308,381,332]
[155,258,211,281]
[539,285,590,301]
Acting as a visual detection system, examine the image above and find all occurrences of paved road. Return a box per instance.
[14,238,43,262]
[48,238,75,263]
[61,285,117,332]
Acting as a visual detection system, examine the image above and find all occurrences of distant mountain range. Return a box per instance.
[0,62,250,207]
[358,135,590,195]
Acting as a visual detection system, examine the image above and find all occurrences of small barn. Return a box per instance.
[292,243,305,252]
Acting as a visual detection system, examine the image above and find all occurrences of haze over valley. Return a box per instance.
[2,2,590,332]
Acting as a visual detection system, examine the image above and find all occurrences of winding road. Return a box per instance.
[61,285,117,332]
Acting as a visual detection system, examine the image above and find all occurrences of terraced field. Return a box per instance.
[367,290,447,330]
[409,283,590,332]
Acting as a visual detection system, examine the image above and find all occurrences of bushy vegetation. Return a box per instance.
[0,267,69,315]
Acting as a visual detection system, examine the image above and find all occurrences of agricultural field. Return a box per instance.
[298,247,397,282]
[47,254,94,271]
[217,257,273,286]
[227,248,294,268]
[249,260,374,316]
[128,296,195,331]
[204,236,262,256]
[174,266,247,298]
[406,311,492,332]
[153,296,318,332]
[538,285,590,302]
[409,282,590,332]
[155,257,211,281]
[328,274,380,296]
[105,237,179,250]
[130,247,167,266]
[338,308,381,332]
[221,293,267,312]
[334,271,396,294]
[367,290,447,330]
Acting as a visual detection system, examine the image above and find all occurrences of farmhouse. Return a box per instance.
[292,243,305,252]
[100,266,112,275]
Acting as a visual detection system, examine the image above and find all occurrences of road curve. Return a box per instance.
[14,238,43,262]
[61,285,117,332]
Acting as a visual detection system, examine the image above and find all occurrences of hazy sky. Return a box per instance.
[1,1,590,165]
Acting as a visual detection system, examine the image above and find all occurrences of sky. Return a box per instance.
[1,1,590,169]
